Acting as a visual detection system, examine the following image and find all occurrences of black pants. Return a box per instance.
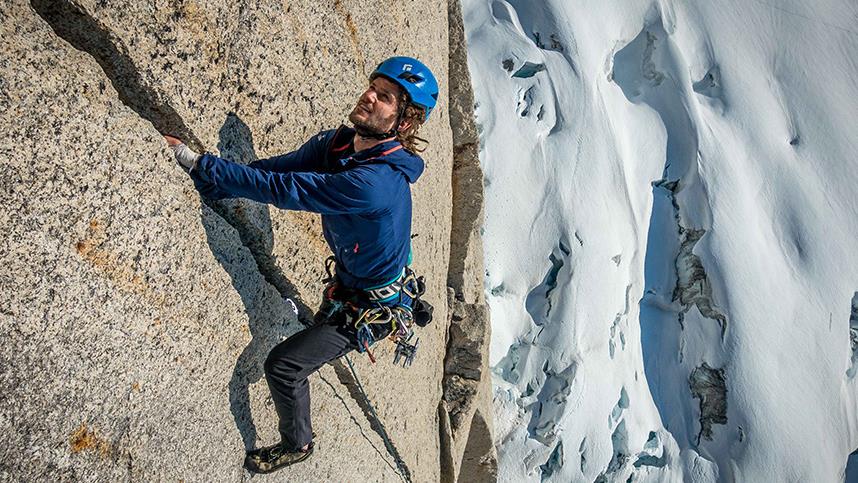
[263,311,358,451]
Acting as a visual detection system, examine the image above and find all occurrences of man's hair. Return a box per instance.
[394,90,429,154]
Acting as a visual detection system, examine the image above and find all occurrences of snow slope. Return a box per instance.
[461,0,858,481]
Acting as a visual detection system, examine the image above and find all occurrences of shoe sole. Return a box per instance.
[244,445,314,474]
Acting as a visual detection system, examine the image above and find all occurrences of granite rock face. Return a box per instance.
[0,0,492,481]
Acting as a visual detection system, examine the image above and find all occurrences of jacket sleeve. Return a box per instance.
[245,130,332,173]
[190,153,387,215]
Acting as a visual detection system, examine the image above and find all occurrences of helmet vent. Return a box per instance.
[399,72,422,84]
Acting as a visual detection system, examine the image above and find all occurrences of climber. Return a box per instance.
[164,56,438,474]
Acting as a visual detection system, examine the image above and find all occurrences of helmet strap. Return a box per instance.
[354,125,398,140]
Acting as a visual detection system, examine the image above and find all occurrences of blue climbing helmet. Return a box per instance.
[370,56,439,122]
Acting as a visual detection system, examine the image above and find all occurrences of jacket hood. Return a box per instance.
[341,128,424,183]
[370,143,425,183]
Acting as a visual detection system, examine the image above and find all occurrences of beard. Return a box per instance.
[349,105,397,137]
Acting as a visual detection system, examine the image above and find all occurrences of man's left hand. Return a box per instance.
[164,135,201,171]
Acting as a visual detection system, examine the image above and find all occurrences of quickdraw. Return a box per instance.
[352,304,418,367]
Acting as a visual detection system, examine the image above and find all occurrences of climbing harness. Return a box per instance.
[320,256,432,367]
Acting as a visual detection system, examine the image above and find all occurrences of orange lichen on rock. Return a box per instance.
[69,423,112,458]
[74,218,165,306]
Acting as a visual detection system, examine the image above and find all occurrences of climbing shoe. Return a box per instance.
[244,441,314,474]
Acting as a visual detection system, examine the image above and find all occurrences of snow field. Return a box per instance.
[462,0,858,481]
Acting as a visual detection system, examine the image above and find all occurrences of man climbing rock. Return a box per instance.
[164,56,438,474]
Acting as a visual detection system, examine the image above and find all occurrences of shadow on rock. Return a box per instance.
[198,113,316,450]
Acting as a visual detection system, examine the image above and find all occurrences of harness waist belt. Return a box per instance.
[323,256,417,304]
[364,270,408,302]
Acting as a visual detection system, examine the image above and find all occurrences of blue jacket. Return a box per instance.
[189,126,424,291]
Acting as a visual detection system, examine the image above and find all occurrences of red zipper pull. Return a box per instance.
[353,242,359,253]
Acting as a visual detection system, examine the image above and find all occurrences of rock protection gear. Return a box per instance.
[319,256,433,366]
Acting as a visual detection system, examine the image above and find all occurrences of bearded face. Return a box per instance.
[349,76,404,136]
